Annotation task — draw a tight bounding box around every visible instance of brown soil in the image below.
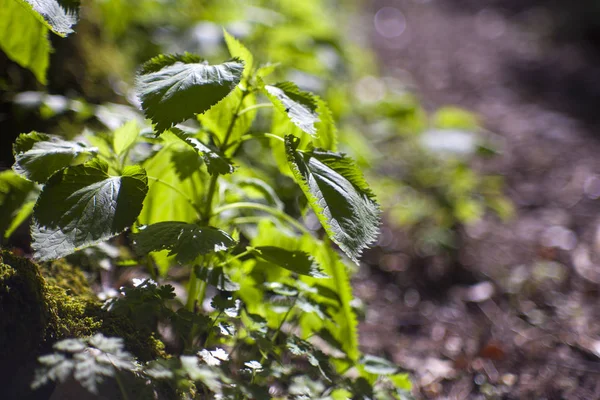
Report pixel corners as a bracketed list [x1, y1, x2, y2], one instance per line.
[358, 1, 600, 399]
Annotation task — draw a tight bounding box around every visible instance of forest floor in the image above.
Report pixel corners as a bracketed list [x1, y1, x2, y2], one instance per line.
[357, 1, 600, 399]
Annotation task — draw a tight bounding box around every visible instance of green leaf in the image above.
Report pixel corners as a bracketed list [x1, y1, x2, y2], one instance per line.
[136, 53, 244, 134]
[0, 0, 51, 84]
[361, 355, 398, 375]
[286, 336, 334, 381]
[140, 139, 202, 226]
[251, 221, 360, 361]
[18, 0, 79, 37]
[195, 266, 240, 291]
[171, 128, 234, 175]
[314, 97, 337, 151]
[132, 222, 236, 264]
[0, 170, 35, 240]
[224, 29, 253, 81]
[198, 87, 256, 147]
[235, 177, 284, 210]
[13, 132, 98, 183]
[31, 159, 148, 261]
[252, 246, 328, 278]
[263, 81, 319, 136]
[285, 135, 380, 263]
[112, 120, 139, 156]
[389, 373, 412, 391]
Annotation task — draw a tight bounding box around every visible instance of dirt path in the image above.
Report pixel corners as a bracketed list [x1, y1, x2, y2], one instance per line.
[358, 1, 600, 398]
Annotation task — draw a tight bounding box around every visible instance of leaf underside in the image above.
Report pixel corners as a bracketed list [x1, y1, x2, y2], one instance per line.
[32, 159, 148, 261]
[136, 54, 244, 134]
[19, 0, 79, 37]
[132, 221, 236, 264]
[253, 246, 328, 278]
[264, 81, 319, 136]
[171, 128, 234, 175]
[285, 135, 380, 264]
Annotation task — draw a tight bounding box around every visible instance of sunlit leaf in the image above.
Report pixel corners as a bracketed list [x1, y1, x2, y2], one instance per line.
[13, 132, 98, 183]
[136, 53, 244, 133]
[0, 170, 35, 240]
[31, 159, 148, 261]
[224, 29, 253, 81]
[253, 246, 327, 278]
[0, 0, 51, 84]
[263, 81, 319, 136]
[198, 87, 256, 147]
[19, 0, 79, 37]
[285, 135, 380, 263]
[361, 355, 398, 375]
[112, 120, 139, 156]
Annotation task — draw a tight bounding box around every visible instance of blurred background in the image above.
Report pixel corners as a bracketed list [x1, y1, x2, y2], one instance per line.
[3, 0, 600, 398]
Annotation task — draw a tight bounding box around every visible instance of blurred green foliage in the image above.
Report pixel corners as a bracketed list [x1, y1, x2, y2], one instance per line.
[1, 0, 512, 258]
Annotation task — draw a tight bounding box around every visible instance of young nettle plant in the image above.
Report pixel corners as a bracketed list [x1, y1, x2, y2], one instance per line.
[7, 32, 411, 398]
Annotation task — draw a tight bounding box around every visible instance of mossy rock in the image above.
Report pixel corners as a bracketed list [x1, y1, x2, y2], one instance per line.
[0, 250, 165, 399]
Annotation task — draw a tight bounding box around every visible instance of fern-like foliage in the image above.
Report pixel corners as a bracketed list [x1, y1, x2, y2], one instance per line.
[32, 334, 137, 394]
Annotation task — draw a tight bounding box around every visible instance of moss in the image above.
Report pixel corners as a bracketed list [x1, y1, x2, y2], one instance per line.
[0, 250, 165, 375]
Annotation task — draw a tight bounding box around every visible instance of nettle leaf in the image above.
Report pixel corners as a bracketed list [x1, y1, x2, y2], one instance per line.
[361, 355, 398, 376]
[314, 97, 338, 151]
[0, 0, 51, 84]
[112, 120, 139, 156]
[195, 266, 240, 291]
[251, 221, 360, 361]
[136, 53, 244, 134]
[287, 336, 334, 382]
[31, 159, 148, 261]
[0, 170, 35, 240]
[19, 0, 79, 37]
[13, 132, 98, 183]
[252, 246, 328, 278]
[263, 81, 319, 136]
[132, 222, 236, 264]
[198, 87, 256, 147]
[224, 29, 253, 80]
[171, 128, 234, 175]
[285, 135, 380, 263]
[0, 0, 78, 84]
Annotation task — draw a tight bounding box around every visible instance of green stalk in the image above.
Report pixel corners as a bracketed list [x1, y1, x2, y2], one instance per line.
[237, 102, 273, 116]
[213, 202, 311, 236]
[187, 89, 249, 350]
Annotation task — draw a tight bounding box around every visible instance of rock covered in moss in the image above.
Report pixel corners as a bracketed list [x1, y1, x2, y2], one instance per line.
[0, 250, 166, 398]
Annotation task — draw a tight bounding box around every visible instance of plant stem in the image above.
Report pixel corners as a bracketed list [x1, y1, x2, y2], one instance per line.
[213, 202, 311, 236]
[201, 90, 248, 225]
[214, 249, 252, 268]
[202, 174, 219, 225]
[237, 102, 273, 116]
[147, 176, 202, 218]
[187, 89, 249, 350]
[259, 296, 297, 365]
[186, 266, 200, 312]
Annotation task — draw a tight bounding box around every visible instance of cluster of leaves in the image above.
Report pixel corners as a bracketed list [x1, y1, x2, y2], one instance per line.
[0, 5, 412, 396]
